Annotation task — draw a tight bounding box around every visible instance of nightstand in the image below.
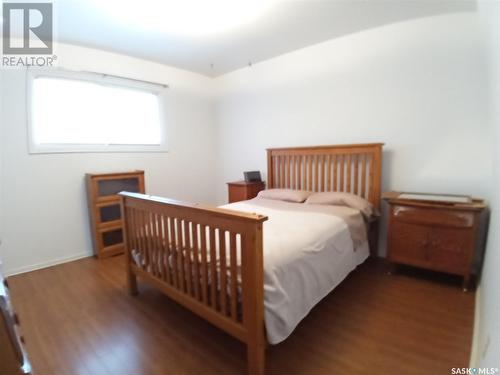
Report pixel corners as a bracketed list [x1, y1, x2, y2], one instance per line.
[227, 181, 265, 203]
[383, 191, 487, 291]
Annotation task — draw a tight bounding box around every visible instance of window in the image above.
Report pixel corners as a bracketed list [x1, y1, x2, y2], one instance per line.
[28, 70, 167, 153]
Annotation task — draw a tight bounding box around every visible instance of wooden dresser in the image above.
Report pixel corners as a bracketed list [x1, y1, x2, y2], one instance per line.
[227, 181, 265, 203]
[384, 192, 487, 291]
[0, 265, 32, 374]
[86, 171, 145, 259]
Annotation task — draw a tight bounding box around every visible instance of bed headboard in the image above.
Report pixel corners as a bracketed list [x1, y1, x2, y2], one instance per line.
[266, 143, 384, 210]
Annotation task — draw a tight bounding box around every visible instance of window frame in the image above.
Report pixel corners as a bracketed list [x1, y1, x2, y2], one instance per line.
[26, 69, 168, 154]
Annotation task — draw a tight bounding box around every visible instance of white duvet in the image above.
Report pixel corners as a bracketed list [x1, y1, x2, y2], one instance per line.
[221, 198, 369, 345]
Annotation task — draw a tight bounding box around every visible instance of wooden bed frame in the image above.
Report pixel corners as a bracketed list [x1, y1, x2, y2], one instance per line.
[120, 143, 383, 375]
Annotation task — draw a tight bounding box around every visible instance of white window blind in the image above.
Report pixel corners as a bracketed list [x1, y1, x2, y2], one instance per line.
[28, 72, 167, 153]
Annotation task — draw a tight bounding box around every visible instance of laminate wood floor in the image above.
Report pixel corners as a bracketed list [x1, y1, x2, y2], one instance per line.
[8, 256, 474, 375]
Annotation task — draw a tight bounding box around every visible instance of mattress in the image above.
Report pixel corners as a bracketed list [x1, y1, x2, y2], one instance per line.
[220, 198, 369, 344]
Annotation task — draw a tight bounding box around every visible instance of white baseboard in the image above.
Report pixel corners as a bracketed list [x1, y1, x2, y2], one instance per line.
[4, 251, 93, 277]
[470, 285, 482, 367]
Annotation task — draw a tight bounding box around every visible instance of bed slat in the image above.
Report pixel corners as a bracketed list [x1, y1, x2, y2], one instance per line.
[140, 210, 149, 270]
[184, 220, 193, 296]
[230, 232, 238, 321]
[176, 218, 185, 292]
[307, 155, 311, 190]
[286, 156, 291, 189]
[169, 216, 178, 288]
[353, 155, 359, 195]
[148, 214, 155, 276]
[200, 225, 209, 304]
[339, 155, 345, 192]
[154, 214, 164, 279]
[162, 216, 172, 284]
[219, 229, 228, 316]
[346, 154, 352, 193]
[298, 156, 303, 190]
[192, 222, 201, 300]
[209, 227, 217, 310]
[361, 154, 367, 198]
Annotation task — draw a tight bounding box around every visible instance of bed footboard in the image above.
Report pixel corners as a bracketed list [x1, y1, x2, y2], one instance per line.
[119, 192, 268, 375]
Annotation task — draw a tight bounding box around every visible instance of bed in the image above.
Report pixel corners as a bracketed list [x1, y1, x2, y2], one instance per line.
[120, 143, 383, 374]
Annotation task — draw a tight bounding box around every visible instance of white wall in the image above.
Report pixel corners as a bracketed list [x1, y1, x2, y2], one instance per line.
[472, 2, 500, 368]
[0, 43, 217, 275]
[213, 12, 492, 256]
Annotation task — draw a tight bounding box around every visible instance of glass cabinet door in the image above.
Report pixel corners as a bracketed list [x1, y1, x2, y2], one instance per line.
[98, 203, 122, 224]
[101, 228, 123, 248]
[97, 178, 140, 198]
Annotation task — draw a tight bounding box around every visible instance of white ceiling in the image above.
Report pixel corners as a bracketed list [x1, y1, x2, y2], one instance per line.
[54, 0, 476, 77]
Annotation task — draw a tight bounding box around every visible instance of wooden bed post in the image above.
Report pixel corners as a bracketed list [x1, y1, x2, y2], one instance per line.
[242, 222, 266, 375]
[371, 143, 383, 213]
[121, 196, 138, 295]
[369, 143, 383, 256]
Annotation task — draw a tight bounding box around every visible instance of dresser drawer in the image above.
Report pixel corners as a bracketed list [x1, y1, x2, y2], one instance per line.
[389, 221, 472, 275]
[427, 227, 473, 274]
[388, 221, 430, 265]
[392, 205, 474, 228]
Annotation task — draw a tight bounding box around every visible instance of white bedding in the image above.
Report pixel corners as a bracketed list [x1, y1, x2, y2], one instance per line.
[220, 198, 369, 345]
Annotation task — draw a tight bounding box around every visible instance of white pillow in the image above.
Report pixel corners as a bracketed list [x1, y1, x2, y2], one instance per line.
[257, 189, 312, 203]
[305, 192, 378, 219]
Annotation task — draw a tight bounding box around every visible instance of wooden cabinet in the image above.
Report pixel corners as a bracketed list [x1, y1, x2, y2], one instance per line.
[227, 181, 265, 203]
[383, 192, 487, 291]
[86, 171, 145, 259]
[0, 265, 32, 374]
